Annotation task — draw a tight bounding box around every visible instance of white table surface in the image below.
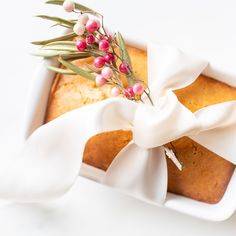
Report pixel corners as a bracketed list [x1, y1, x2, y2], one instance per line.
[0, 0, 236, 235]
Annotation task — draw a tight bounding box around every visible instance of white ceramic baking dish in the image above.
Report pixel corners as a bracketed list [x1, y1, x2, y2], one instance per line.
[23, 39, 236, 222]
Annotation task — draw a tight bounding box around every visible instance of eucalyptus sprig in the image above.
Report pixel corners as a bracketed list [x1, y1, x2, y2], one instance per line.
[32, 0, 153, 104]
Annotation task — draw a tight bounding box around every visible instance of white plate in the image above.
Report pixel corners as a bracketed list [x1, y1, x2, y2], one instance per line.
[23, 40, 236, 222]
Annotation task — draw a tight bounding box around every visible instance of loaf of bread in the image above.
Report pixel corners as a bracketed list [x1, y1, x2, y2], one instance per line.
[45, 46, 236, 204]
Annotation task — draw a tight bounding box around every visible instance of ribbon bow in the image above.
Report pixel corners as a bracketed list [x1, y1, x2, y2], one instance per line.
[0, 43, 236, 203]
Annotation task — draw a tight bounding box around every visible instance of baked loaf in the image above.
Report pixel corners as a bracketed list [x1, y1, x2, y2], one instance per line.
[45, 46, 236, 204]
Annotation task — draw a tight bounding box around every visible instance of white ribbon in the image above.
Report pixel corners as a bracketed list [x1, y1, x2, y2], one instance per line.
[0, 43, 236, 204]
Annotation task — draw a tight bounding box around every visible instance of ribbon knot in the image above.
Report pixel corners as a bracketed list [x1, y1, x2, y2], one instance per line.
[133, 91, 200, 149]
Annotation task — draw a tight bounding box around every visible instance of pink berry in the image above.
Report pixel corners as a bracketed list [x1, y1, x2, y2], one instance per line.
[99, 39, 110, 52]
[86, 19, 100, 33]
[86, 34, 95, 44]
[125, 86, 134, 98]
[101, 67, 113, 79]
[73, 23, 85, 36]
[119, 63, 130, 74]
[111, 87, 120, 97]
[76, 40, 87, 51]
[133, 83, 144, 95]
[94, 57, 105, 68]
[95, 74, 107, 86]
[104, 53, 115, 63]
[78, 14, 89, 25]
[63, 0, 75, 12]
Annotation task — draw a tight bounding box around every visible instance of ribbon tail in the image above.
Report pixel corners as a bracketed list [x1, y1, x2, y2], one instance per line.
[0, 112, 86, 202]
[190, 101, 236, 164]
[103, 143, 167, 205]
[0, 98, 137, 202]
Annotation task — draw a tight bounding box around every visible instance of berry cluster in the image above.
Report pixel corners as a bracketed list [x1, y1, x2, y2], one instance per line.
[63, 0, 145, 100]
[33, 0, 179, 168]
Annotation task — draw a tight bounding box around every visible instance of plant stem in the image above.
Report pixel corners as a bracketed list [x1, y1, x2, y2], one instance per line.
[144, 90, 154, 106]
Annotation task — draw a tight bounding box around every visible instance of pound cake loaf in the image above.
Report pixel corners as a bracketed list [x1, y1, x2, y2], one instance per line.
[45, 46, 236, 204]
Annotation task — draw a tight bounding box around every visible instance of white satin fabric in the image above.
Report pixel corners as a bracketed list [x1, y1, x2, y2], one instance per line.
[0, 43, 236, 204]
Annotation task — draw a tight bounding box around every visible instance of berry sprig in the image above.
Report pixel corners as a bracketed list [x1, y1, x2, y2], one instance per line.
[32, 0, 153, 105]
[32, 0, 182, 170]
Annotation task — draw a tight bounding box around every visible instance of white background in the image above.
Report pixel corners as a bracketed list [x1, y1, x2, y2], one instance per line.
[0, 0, 236, 235]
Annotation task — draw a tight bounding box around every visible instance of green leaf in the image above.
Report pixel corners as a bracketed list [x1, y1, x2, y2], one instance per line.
[50, 23, 71, 28]
[32, 50, 91, 60]
[43, 41, 76, 52]
[45, 0, 98, 15]
[31, 50, 71, 58]
[31, 32, 77, 45]
[36, 15, 75, 27]
[61, 53, 91, 60]
[85, 64, 100, 73]
[42, 44, 77, 52]
[46, 65, 77, 75]
[58, 58, 95, 81]
[116, 32, 134, 84]
[45, 41, 76, 46]
[116, 32, 132, 66]
[90, 49, 105, 57]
